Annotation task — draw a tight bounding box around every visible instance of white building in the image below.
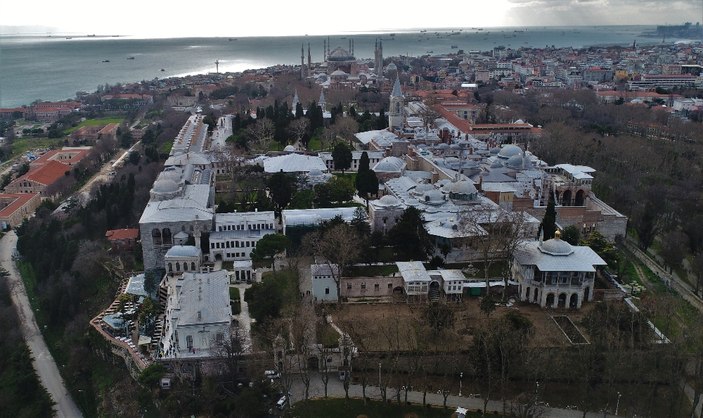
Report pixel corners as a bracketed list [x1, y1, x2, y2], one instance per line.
[397, 261, 432, 300]
[165, 245, 202, 275]
[158, 270, 231, 359]
[512, 231, 607, 309]
[311, 263, 340, 303]
[208, 211, 277, 262]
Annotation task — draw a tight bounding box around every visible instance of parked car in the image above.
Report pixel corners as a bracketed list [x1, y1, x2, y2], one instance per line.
[276, 395, 288, 410]
[264, 370, 280, 379]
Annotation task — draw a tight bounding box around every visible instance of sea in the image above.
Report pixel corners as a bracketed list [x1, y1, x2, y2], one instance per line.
[0, 25, 692, 108]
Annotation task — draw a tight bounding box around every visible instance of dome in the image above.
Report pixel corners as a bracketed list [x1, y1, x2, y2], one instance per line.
[165, 245, 200, 258]
[448, 179, 477, 195]
[412, 183, 435, 194]
[308, 168, 324, 177]
[539, 234, 574, 256]
[386, 62, 398, 71]
[489, 147, 501, 155]
[490, 159, 504, 169]
[153, 178, 179, 194]
[506, 154, 524, 169]
[436, 143, 450, 150]
[283, 145, 296, 152]
[327, 47, 354, 61]
[331, 69, 348, 77]
[373, 156, 405, 172]
[422, 189, 446, 205]
[377, 195, 400, 207]
[498, 144, 522, 159]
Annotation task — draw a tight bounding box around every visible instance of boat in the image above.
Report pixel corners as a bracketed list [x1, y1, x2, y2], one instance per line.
[160, 68, 166, 72]
[451, 45, 458, 49]
[127, 56, 135, 60]
[102, 59, 110, 63]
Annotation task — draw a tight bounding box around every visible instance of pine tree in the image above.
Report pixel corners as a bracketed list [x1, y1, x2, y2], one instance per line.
[540, 193, 557, 240]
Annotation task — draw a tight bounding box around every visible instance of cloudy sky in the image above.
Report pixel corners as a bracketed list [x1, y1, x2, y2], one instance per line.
[1, 0, 701, 38]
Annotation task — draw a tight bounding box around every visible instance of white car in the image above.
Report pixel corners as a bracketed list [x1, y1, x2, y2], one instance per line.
[276, 395, 288, 410]
[264, 370, 280, 379]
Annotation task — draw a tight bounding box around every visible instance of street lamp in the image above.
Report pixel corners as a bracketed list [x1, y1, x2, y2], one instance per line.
[459, 372, 463, 397]
[615, 392, 621, 415]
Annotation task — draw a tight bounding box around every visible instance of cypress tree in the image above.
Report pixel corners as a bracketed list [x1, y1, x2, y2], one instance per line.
[540, 193, 557, 240]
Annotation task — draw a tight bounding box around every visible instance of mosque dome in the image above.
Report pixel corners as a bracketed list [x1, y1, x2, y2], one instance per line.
[448, 179, 478, 196]
[386, 62, 398, 72]
[283, 145, 296, 152]
[152, 178, 179, 194]
[377, 195, 401, 207]
[490, 159, 504, 169]
[539, 232, 574, 256]
[498, 144, 522, 159]
[331, 69, 348, 77]
[308, 168, 324, 177]
[506, 154, 525, 169]
[374, 156, 405, 172]
[422, 189, 446, 205]
[328, 47, 355, 61]
[489, 147, 501, 155]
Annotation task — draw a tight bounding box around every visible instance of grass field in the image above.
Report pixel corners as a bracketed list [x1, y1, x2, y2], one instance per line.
[65, 117, 124, 133]
[11, 137, 62, 157]
[287, 398, 479, 418]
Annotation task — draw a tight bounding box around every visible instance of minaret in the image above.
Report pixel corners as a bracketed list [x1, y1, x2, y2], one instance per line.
[301, 44, 306, 79]
[323, 39, 327, 61]
[307, 43, 312, 73]
[375, 38, 383, 77]
[388, 77, 404, 130]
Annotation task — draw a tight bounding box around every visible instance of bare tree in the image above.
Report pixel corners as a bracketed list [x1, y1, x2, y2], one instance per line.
[302, 223, 362, 301]
[247, 118, 275, 153]
[290, 302, 315, 401]
[288, 118, 309, 147]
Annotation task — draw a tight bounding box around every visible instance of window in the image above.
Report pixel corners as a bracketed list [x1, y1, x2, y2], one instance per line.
[216, 333, 224, 344]
[374, 283, 380, 291]
[388, 283, 393, 289]
[325, 287, 330, 295]
[361, 282, 366, 290]
[347, 283, 352, 290]
[186, 335, 193, 349]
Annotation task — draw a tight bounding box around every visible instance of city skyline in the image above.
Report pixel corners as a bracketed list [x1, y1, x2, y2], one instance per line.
[1, 0, 702, 39]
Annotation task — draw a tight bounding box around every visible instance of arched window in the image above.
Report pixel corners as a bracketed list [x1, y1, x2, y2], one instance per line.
[191, 262, 196, 271]
[162, 228, 172, 245]
[175, 262, 180, 272]
[168, 263, 173, 272]
[152, 228, 162, 246]
[183, 262, 188, 271]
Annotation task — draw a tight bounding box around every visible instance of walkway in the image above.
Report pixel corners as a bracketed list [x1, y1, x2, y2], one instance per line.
[289, 372, 617, 418]
[232, 283, 254, 352]
[0, 231, 83, 418]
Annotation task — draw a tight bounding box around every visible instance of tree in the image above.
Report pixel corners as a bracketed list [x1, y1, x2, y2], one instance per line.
[539, 193, 557, 240]
[331, 142, 352, 173]
[387, 207, 434, 261]
[659, 230, 687, 274]
[247, 118, 275, 152]
[302, 223, 362, 299]
[250, 234, 291, 272]
[267, 171, 295, 215]
[288, 117, 309, 147]
[562, 225, 581, 245]
[355, 152, 379, 208]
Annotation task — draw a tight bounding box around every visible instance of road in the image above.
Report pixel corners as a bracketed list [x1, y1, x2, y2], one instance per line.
[288, 372, 617, 418]
[0, 231, 83, 418]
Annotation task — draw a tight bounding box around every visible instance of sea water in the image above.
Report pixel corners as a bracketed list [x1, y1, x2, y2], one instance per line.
[0, 25, 681, 107]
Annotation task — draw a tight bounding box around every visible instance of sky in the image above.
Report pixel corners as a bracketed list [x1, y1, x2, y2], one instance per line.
[1, 0, 701, 38]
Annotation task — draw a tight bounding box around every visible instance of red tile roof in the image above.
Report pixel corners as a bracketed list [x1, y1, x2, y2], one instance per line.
[0, 193, 38, 218]
[105, 228, 139, 241]
[24, 160, 71, 186]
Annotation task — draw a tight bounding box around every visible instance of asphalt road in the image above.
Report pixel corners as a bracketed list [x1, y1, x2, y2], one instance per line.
[1, 231, 83, 418]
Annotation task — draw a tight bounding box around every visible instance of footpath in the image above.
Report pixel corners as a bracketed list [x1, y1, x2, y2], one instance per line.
[289, 372, 616, 418]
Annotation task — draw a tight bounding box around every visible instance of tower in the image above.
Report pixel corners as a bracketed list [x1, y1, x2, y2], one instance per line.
[301, 44, 306, 79]
[307, 43, 312, 73]
[388, 77, 404, 130]
[375, 38, 383, 77]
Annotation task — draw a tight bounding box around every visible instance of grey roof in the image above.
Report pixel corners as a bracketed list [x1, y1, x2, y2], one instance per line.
[210, 229, 273, 240]
[391, 77, 403, 97]
[263, 154, 327, 173]
[513, 240, 607, 272]
[397, 261, 431, 283]
[554, 164, 595, 180]
[176, 271, 230, 326]
[215, 211, 275, 228]
[125, 273, 149, 298]
[311, 263, 340, 277]
[165, 245, 200, 258]
[282, 207, 363, 227]
[139, 184, 214, 224]
[354, 129, 399, 146]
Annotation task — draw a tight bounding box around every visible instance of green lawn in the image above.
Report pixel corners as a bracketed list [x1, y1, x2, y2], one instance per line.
[11, 137, 62, 157]
[65, 117, 124, 133]
[287, 398, 480, 418]
[347, 264, 398, 277]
